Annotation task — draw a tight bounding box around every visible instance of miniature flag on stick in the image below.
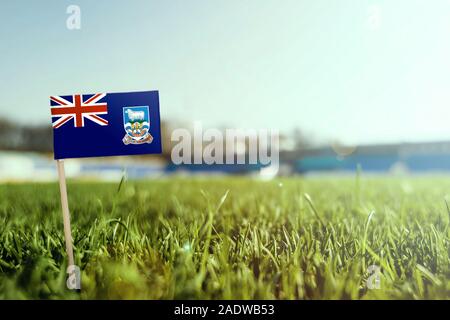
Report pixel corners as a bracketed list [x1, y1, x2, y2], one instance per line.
[50, 90, 162, 286]
[51, 91, 162, 159]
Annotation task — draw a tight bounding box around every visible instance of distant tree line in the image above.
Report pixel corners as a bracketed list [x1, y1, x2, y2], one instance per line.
[0, 118, 53, 152]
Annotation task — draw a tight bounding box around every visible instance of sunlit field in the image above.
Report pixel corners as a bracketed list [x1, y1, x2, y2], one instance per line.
[0, 177, 449, 299]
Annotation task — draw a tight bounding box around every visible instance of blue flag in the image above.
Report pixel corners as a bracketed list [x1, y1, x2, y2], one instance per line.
[50, 91, 162, 159]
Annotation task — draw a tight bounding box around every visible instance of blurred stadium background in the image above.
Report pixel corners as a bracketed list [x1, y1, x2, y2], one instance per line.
[2, 1, 450, 180]
[2, 117, 450, 181]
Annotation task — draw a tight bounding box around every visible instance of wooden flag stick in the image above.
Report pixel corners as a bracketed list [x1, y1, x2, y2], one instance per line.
[56, 159, 75, 266]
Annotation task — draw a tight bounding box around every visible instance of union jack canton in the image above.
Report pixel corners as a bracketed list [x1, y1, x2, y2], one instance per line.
[51, 94, 108, 129]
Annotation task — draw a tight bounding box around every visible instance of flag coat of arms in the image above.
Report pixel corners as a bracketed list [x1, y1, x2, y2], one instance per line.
[50, 91, 162, 159]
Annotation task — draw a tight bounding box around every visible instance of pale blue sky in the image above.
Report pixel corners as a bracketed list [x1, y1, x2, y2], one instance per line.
[1, 0, 450, 144]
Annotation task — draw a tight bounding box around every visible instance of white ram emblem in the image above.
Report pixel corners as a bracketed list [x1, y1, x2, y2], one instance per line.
[122, 106, 153, 145]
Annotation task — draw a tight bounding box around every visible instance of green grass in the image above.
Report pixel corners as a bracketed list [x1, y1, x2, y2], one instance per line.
[0, 177, 449, 299]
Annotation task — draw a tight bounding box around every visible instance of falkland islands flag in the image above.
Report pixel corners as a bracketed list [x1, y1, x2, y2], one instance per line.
[50, 90, 162, 159]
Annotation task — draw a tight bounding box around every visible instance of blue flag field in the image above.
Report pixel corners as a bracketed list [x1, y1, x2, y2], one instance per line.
[50, 90, 162, 159]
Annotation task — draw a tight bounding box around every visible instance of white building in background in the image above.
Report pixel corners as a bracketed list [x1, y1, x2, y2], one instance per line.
[0, 151, 165, 182]
[0, 152, 55, 181]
